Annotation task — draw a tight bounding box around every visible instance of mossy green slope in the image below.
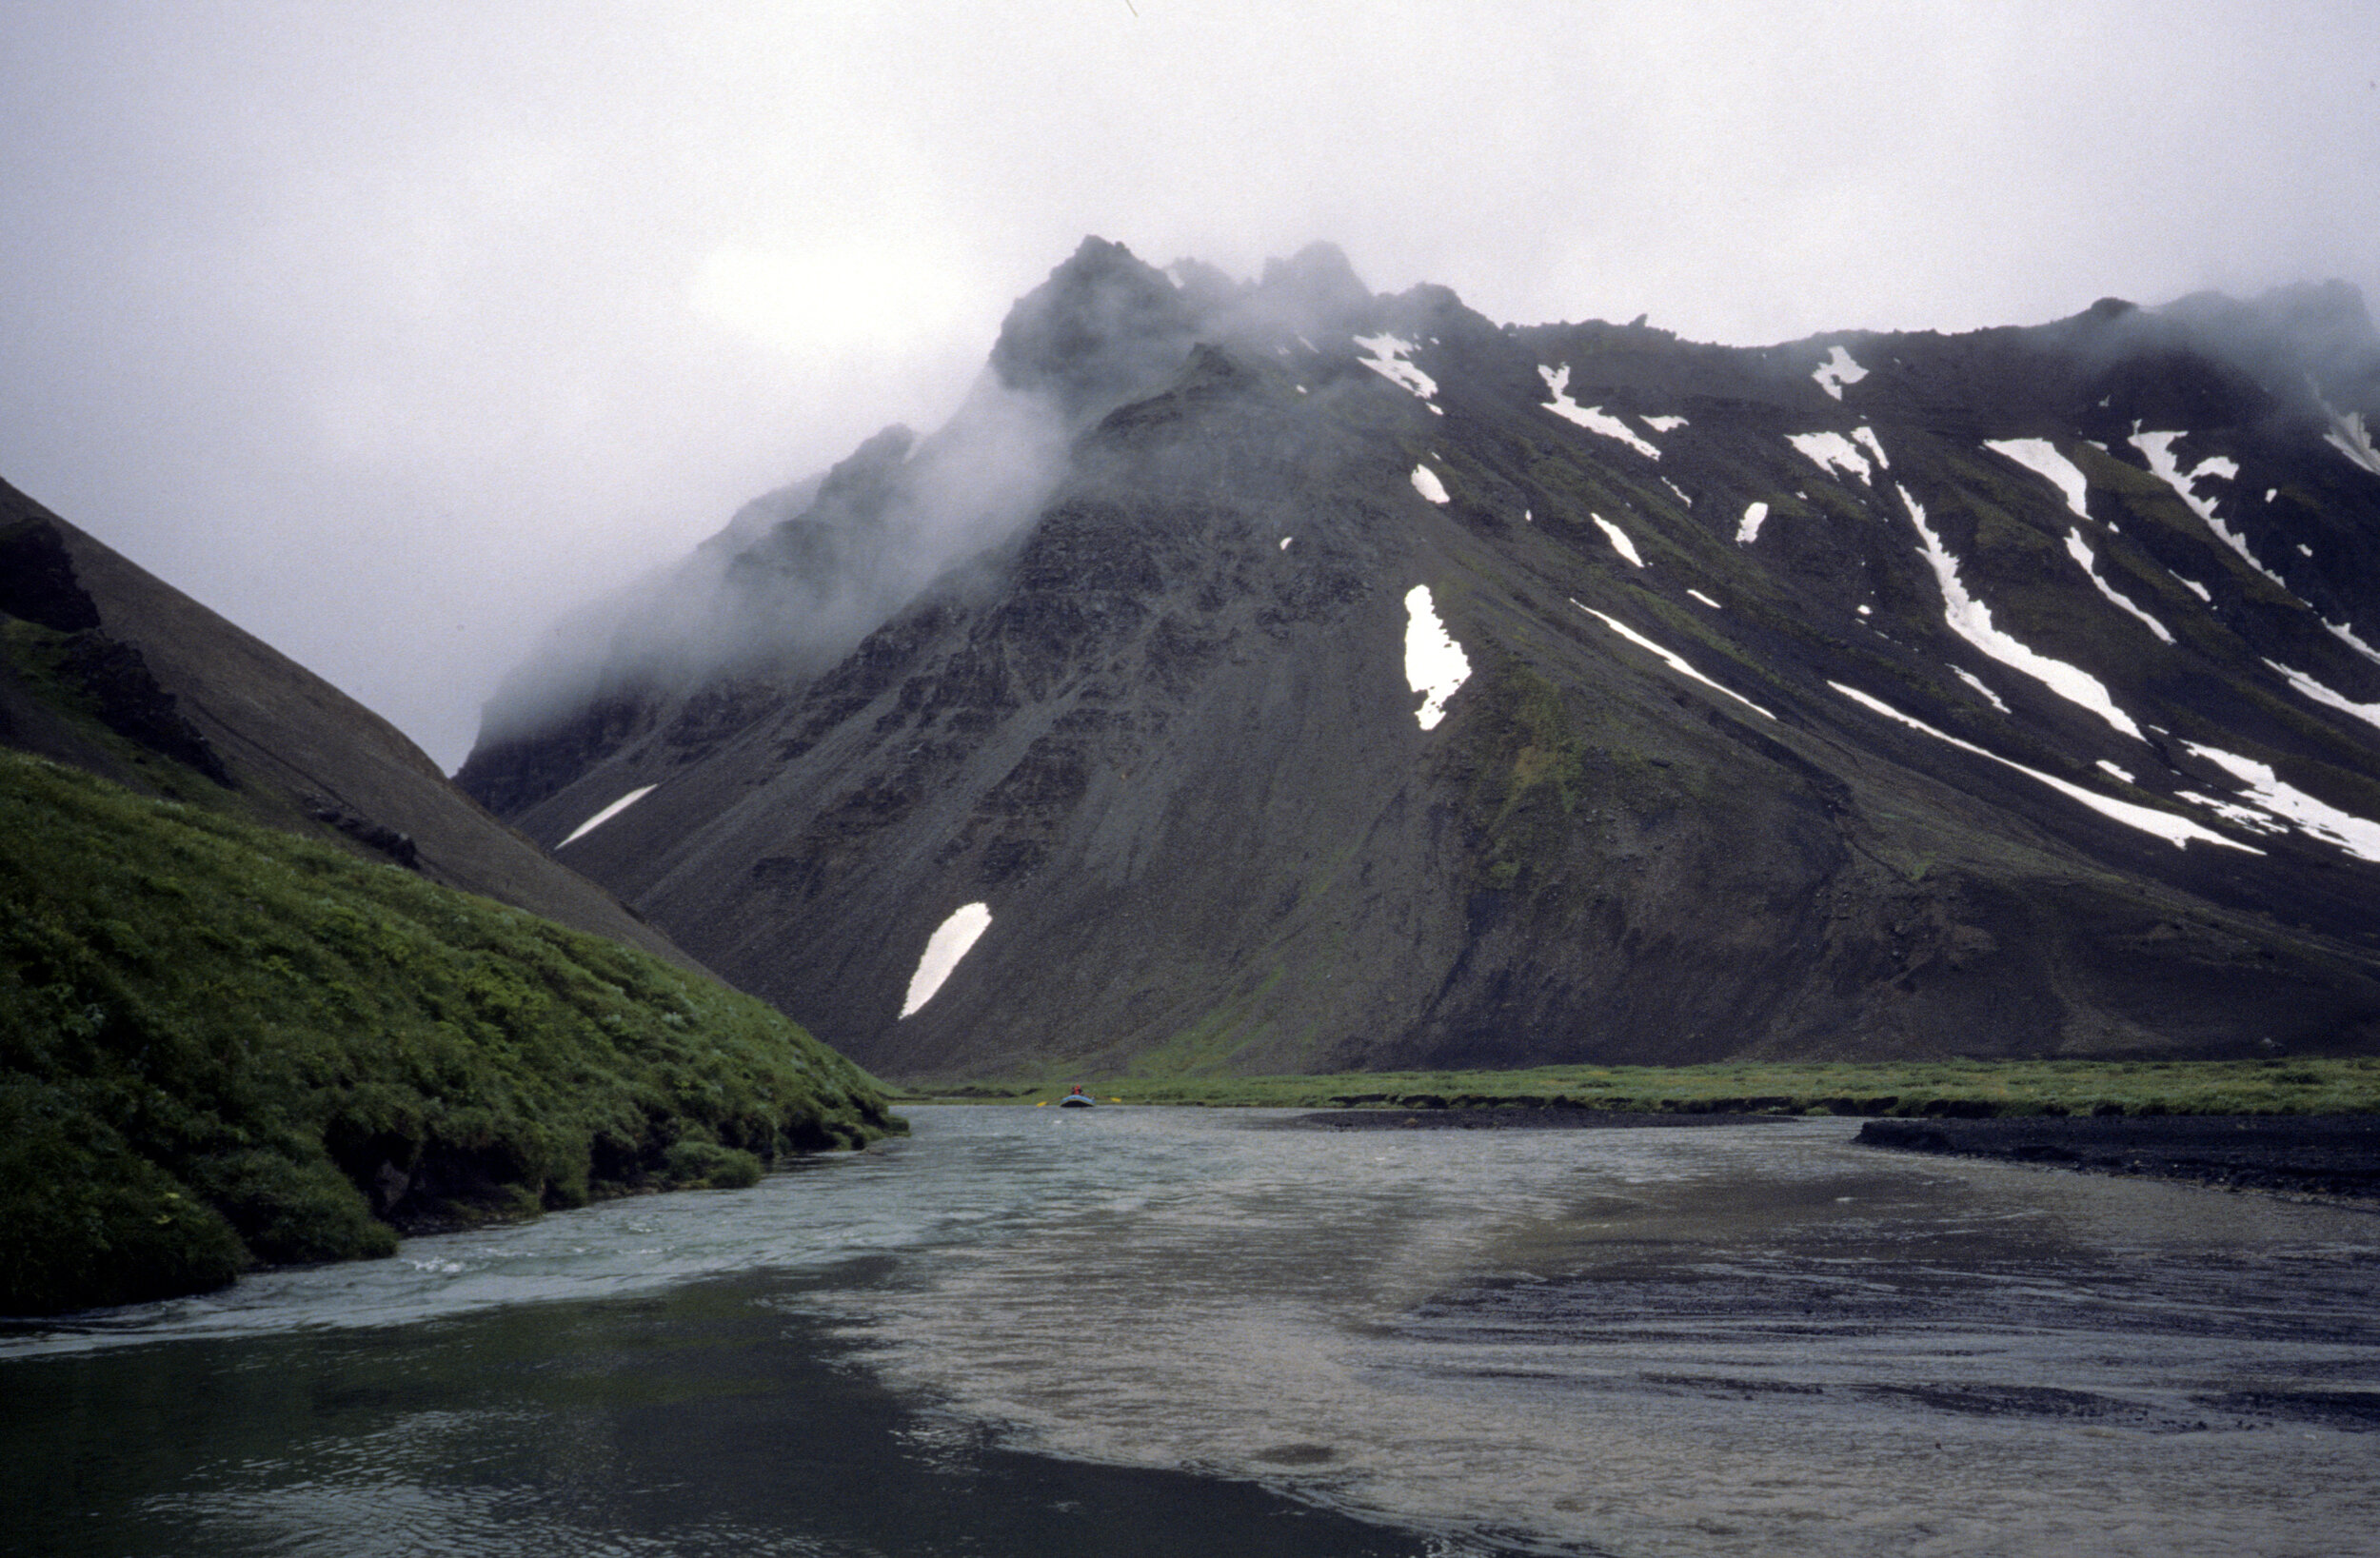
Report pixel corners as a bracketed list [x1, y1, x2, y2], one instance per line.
[0, 747, 902, 1317]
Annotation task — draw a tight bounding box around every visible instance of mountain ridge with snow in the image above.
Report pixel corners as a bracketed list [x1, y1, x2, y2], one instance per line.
[459, 239, 2380, 1081]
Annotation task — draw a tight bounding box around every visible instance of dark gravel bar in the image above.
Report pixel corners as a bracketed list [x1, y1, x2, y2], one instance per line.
[1856, 1114, 2380, 1200]
[1288, 1108, 1791, 1131]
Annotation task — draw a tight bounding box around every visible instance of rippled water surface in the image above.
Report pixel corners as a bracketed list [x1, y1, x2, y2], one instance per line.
[7, 1107, 2379, 1556]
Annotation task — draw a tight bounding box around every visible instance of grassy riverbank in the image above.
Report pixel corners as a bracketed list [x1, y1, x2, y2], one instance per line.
[0, 749, 902, 1316]
[906, 1055, 2380, 1117]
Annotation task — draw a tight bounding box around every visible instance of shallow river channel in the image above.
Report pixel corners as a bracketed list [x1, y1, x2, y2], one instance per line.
[6, 1106, 2379, 1557]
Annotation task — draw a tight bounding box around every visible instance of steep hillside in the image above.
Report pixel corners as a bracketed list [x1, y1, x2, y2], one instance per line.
[461, 241, 2380, 1082]
[0, 746, 898, 1316]
[0, 479, 704, 973]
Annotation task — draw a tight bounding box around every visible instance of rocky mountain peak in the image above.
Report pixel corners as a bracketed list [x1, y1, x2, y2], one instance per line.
[1251, 241, 1374, 328]
[989, 235, 1203, 422]
[814, 424, 917, 508]
[737, 423, 917, 579]
[462, 242, 2380, 1082]
[2056, 282, 2380, 427]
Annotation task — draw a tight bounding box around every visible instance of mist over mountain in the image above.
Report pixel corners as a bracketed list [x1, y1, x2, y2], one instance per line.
[467, 239, 1382, 799]
[459, 238, 2380, 1082]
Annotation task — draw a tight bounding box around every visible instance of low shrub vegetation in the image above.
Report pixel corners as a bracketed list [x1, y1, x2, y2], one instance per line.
[0, 749, 901, 1316]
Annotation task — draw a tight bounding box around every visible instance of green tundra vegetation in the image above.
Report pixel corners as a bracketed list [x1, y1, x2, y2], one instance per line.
[923, 1055, 2380, 1117]
[0, 748, 902, 1317]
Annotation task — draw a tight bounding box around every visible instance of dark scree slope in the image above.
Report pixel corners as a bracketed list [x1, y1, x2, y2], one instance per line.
[458, 240, 2380, 1081]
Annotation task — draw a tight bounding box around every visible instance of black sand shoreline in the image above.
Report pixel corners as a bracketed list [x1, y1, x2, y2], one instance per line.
[1854, 1114, 2380, 1201]
[1285, 1107, 2380, 1201]
[1287, 1108, 1792, 1131]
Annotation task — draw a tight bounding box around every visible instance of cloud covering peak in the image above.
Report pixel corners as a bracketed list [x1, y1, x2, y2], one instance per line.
[4, 2, 2375, 766]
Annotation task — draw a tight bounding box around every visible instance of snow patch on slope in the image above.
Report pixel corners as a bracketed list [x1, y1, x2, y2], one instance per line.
[1953, 667, 2010, 713]
[1573, 602, 1774, 720]
[1411, 464, 1450, 504]
[2265, 660, 2380, 735]
[1831, 684, 2253, 853]
[1643, 415, 1688, 433]
[1537, 365, 1659, 459]
[1403, 585, 1470, 730]
[2325, 619, 2380, 668]
[558, 784, 657, 847]
[1788, 431, 1875, 484]
[1901, 485, 2143, 740]
[2131, 430, 2285, 588]
[1813, 345, 1869, 401]
[2176, 791, 2288, 835]
[901, 902, 992, 1017]
[2184, 743, 2380, 862]
[1354, 333, 1441, 412]
[1592, 514, 1645, 567]
[2326, 409, 2380, 478]
[1987, 439, 2092, 521]
[2064, 529, 2174, 643]
[1735, 502, 1770, 544]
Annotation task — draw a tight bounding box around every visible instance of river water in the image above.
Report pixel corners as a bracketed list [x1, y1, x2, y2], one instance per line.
[6, 1107, 2378, 1557]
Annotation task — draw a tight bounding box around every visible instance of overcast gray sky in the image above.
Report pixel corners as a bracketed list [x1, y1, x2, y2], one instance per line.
[4, 1, 2374, 769]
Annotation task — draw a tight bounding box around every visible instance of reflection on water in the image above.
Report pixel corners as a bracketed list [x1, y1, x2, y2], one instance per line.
[2, 1270, 1438, 1557]
[5, 1108, 2378, 1557]
[819, 1112, 2380, 1556]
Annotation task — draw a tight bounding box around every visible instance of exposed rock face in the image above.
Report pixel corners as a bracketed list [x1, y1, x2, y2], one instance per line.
[990, 235, 1203, 419]
[461, 239, 2380, 1080]
[0, 516, 101, 632]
